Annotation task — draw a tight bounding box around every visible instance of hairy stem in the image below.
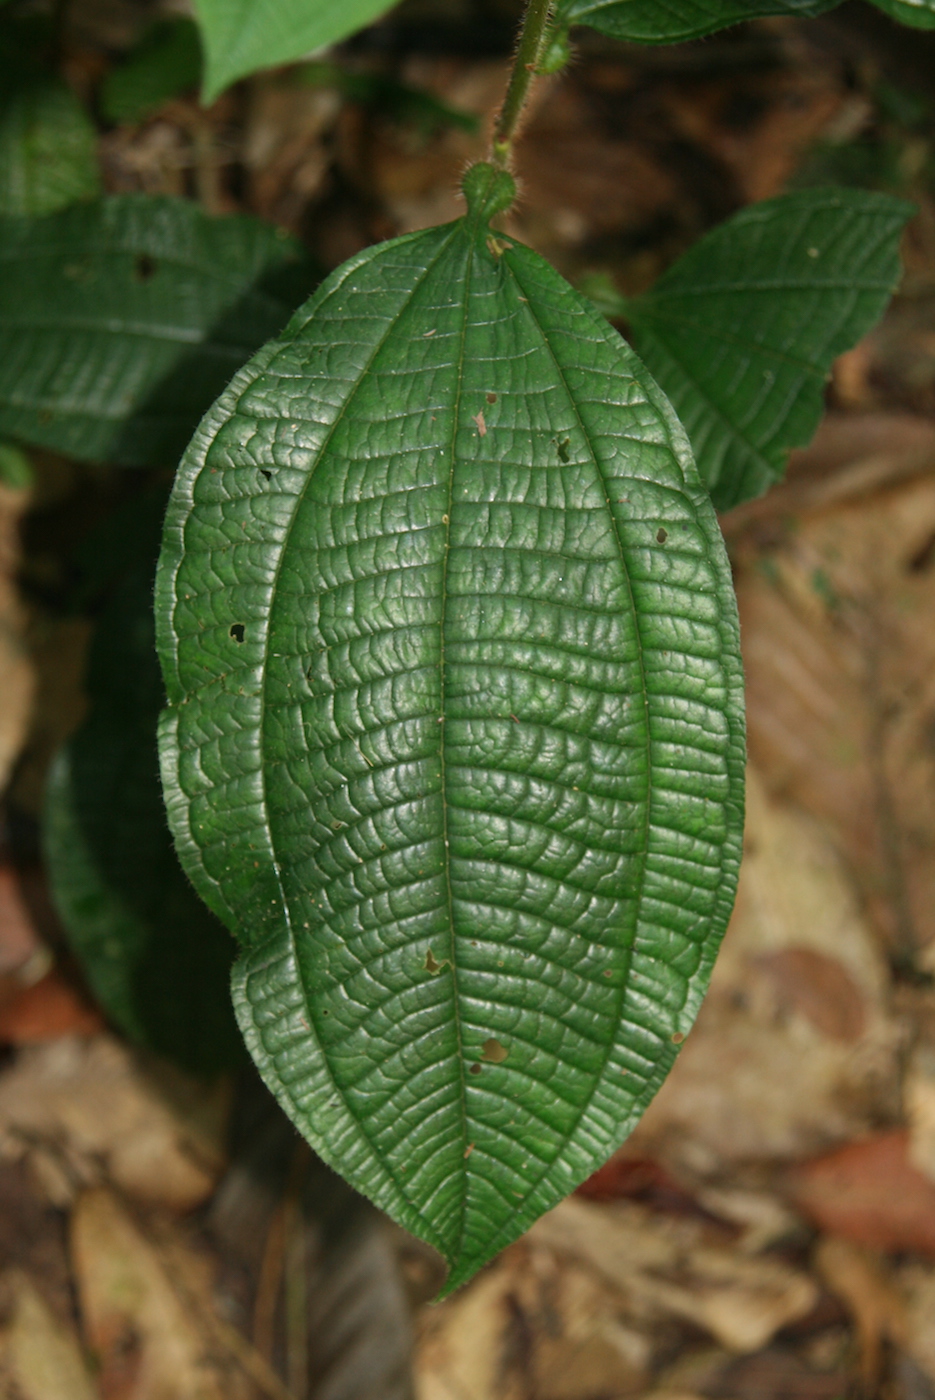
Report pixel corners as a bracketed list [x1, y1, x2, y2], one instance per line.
[491, 0, 553, 167]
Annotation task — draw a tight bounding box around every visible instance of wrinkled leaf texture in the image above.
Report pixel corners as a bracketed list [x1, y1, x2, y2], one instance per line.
[0, 196, 316, 465]
[157, 165, 745, 1290]
[45, 492, 241, 1075]
[626, 189, 914, 510]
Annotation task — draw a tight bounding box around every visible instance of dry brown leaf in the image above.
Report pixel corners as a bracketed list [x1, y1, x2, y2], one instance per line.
[0, 971, 104, 1044]
[897, 1262, 935, 1387]
[0, 1268, 98, 1400]
[70, 1188, 242, 1400]
[728, 445, 935, 964]
[415, 1242, 652, 1400]
[815, 1237, 907, 1387]
[628, 767, 901, 1172]
[907, 1044, 935, 1185]
[789, 1131, 935, 1255]
[528, 1196, 817, 1354]
[415, 1261, 521, 1400]
[0, 1035, 229, 1210]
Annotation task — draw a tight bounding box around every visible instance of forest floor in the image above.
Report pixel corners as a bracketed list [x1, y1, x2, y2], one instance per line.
[2, 2, 935, 1397]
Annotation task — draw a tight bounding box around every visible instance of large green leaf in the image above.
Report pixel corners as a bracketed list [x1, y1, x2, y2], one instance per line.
[624, 189, 913, 511]
[870, 0, 935, 25]
[0, 76, 100, 217]
[44, 492, 242, 1075]
[0, 196, 316, 466]
[156, 164, 745, 1290]
[194, 0, 395, 102]
[554, 0, 838, 45]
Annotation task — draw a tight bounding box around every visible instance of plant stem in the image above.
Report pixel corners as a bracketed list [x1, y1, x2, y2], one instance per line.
[491, 0, 553, 168]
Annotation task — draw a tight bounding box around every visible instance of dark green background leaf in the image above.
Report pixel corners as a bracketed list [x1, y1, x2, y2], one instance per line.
[870, 0, 935, 26]
[554, 0, 838, 45]
[0, 195, 318, 466]
[0, 76, 100, 217]
[44, 490, 242, 1075]
[101, 18, 203, 125]
[194, 0, 396, 102]
[625, 189, 913, 510]
[156, 169, 745, 1289]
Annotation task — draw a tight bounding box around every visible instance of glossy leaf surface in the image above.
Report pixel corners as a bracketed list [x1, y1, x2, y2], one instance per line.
[194, 0, 395, 102]
[45, 494, 241, 1074]
[0, 196, 315, 465]
[626, 189, 913, 511]
[555, 0, 837, 45]
[157, 166, 745, 1289]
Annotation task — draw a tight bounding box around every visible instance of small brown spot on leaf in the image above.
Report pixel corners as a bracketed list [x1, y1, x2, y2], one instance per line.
[486, 392, 497, 404]
[481, 1037, 509, 1063]
[134, 254, 157, 281]
[424, 948, 449, 974]
[473, 410, 487, 437]
[469, 1063, 482, 1075]
[671, 1031, 685, 1044]
[657, 528, 668, 544]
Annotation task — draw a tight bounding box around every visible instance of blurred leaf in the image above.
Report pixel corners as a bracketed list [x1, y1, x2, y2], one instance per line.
[194, 0, 395, 102]
[101, 18, 203, 125]
[871, 0, 935, 26]
[626, 189, 913, 510]
[0, 76, 99, 217]
[576, 270, 629, 320]
[555, 0, 838, 45]
[3, 1269, 98, 1400]
[0, 195, 318, 466]
[44, 490, 243, 1075]
[0, 442, 31, 488]
[71, 1189, 238, 1399]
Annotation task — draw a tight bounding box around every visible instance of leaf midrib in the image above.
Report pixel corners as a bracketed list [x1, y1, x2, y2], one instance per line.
[452, 249, 655, 1270]
[439, 228, 473, 1261]
[254, 224, 463, 1258]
